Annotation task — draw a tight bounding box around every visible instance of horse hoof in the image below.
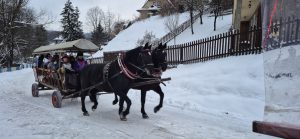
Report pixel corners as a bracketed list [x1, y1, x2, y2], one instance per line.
[120, 112, 127, 121]
[112, 100, 118, 105]
[92, 106, 97, 111]
[154, 107, 160, 113]
[142, 114, 149, 119]
[120, 117, 127, 121]
[83, 112, 89, 116]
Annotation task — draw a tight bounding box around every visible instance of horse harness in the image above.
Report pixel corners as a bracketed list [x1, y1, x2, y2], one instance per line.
[70, 53, 158, 97]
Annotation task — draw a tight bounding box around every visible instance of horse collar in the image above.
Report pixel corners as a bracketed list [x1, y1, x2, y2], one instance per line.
[103, 62, 111, 81]
[117, 54, 139, 80]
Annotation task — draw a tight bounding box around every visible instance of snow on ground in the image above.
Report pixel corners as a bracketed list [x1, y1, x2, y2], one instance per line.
[92, 13, 190, 57]
[263, 44, 300, 125]
[160, 54, 265, 121]
[168, 14, 232, 45]
[0, 55, 277, 139]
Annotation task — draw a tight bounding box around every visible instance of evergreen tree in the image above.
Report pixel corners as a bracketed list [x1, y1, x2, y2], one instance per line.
[34, 26, 48, 47]
[91, 23, 108, 46]
[73, 7, 84, 39]
[60, 0, 84, 41]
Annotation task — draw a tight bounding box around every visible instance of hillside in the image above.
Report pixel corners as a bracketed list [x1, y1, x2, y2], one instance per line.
[93, 13, 233, 58]
[167, 14, 232, 45]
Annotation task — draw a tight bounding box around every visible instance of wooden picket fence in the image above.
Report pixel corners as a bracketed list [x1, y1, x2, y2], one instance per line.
[264, 16, 300, 50]
[165, 26, 262, 66]
[166, 17, 300, 66]
[87, 57, 104, 64]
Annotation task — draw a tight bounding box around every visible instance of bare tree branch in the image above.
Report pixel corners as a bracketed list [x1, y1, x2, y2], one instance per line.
[86, 6, 104, 32]
[164, 13, 179, 44]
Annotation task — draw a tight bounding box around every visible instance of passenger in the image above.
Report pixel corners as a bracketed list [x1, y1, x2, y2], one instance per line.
[37, 54, 44, 68]
[74, 52, 87, 72]
[61, 55, 74, 73]
[43, 53, 51, 68]
[47, 54, 59, 70]
[58, 55, 77, 90]
[33, 54, 39, 68]
[69, 56, 77, 71]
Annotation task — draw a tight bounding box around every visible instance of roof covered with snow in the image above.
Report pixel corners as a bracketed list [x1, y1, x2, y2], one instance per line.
[92, 13, 190, 57]
[33, 39, 99, 54]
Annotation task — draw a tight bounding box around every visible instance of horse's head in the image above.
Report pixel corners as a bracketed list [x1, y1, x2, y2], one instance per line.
[124, 43, 154, 76]
[151, 43, 168, 77]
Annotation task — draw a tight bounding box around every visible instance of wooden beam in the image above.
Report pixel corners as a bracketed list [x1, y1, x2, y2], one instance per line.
[130, 77, 171, 88]
[253, 121, 300, 139]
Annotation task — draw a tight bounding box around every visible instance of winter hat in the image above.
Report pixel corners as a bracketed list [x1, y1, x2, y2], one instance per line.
[77, 52, 83, 57]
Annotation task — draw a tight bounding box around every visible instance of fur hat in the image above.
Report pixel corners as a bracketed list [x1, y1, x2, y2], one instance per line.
[62, 54, 69, 59]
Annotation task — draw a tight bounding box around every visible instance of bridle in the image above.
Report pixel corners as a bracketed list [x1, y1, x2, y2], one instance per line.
[151, 49, 167, 78]
[117, 50, 153, 80]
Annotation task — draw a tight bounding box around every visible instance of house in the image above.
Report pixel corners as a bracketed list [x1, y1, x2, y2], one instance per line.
[232, 0, 262, 45]
[53, 35, 64, 44]
[137, 0, 176, 19]
[232, 0, 261, 33]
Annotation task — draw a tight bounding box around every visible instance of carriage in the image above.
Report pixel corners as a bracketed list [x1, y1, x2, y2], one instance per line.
[31, 39, 101, 108]
[31, 39, 170, 109]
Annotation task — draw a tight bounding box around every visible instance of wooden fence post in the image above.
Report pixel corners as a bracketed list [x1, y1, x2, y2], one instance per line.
[295, 18, 299, 43]
[286, 17, 291, 45]
[180, 45, 184, 64]
[230, 30, 235, 55]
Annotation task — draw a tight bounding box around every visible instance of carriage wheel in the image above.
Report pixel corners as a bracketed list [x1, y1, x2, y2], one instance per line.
[31, 83, 39, 97]
[52, 91, 62, 108]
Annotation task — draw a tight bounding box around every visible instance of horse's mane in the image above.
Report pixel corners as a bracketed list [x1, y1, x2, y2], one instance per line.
[124, 47, 142, 60]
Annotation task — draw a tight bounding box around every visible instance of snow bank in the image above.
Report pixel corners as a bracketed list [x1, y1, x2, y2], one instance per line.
[168, 14, 232, 45]
[92, 13, 190, 57]
[130, 54, 266, 122]
[263, 44, 300, 125]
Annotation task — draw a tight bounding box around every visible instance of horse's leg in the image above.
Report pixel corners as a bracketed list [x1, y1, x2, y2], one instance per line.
[141, 90, 149, 119]
[118, 96, 126, 120]
[112, 93, 118, 105]
[122, 94, 132, 118]
[81, 91, 89, 116]
[153, 85, 164, 113]
[90, 89, 98, 111]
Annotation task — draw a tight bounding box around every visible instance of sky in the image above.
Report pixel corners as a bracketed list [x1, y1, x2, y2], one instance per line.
[28, 0, 146, 32]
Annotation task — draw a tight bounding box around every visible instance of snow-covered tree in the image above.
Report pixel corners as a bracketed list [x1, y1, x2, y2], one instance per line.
[136, 31, 159, 47]
[181, 0, 195, 34]
[164, 13, 179, 45]
[194, 0, 209, 24]
[208, 0, 222, 31]
[0, 0, 29, 68]
[86, 6, 104, 32]
[60, 0, 84, 41]
[91, 23, 108, 46]
[103, 9, 115, 40]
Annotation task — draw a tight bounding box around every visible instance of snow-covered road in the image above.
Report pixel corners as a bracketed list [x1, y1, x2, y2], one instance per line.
[0, 55, 277, 139]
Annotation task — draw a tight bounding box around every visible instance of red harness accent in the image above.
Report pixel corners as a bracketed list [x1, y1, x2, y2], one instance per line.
[117, 54, 140, 80]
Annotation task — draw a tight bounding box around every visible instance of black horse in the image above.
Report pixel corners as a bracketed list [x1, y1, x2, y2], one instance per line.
[112, 43, 168, 119]
[79, 44, 153, 121]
